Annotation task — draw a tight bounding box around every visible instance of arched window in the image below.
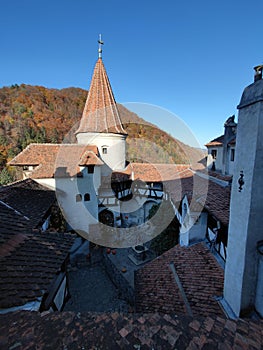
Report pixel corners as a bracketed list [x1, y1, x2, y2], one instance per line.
[84, 193, 90, 201]
[76, 194, 82, 202]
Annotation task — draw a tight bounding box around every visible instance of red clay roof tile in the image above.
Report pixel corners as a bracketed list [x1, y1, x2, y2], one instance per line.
[205, 135, 224, 147]
[76, 58, 127, 135]
[1, 310, 262, 349]
[135, 242, 225, 318]
[0, 231, 75, 309]
[9, 144, 100, 178]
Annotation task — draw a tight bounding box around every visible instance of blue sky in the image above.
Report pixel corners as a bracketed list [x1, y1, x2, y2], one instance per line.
[1, 0, 262, 147]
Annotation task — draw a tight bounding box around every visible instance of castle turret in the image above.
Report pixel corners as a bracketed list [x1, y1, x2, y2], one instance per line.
[224, 65, 263, 317]
[76, 36, 127, 171]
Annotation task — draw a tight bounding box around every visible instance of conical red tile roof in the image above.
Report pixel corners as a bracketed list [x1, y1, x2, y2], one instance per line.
[76, 58, 127, 135]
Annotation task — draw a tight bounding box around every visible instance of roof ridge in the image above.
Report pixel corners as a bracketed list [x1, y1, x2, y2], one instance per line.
[0, 200, 29, 220]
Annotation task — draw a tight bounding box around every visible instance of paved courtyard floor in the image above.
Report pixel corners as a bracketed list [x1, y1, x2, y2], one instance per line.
[64, 262, 132, 313]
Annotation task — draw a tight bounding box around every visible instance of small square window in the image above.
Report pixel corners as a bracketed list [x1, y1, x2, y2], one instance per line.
[88, 165, 94, 174]
[102, 147, 107, 154]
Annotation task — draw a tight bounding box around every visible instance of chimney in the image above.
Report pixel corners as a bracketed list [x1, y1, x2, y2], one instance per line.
[254, 65, 263, 82]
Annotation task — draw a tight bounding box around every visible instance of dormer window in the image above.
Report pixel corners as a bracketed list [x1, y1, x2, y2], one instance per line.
[211, 149, 217, 160]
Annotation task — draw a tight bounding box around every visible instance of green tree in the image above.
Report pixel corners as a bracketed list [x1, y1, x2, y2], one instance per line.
[149, 200, 180, 256]
[0, 167, 14, 185]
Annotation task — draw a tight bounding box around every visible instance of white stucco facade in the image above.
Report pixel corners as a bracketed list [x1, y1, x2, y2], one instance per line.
[179, 196, 207, 246]
[207, 146, 223, 172]
[76, 132, 127, 171]
[224, 77, 263, 317]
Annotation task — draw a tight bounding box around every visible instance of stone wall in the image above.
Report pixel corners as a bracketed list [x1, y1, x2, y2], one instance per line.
[103, 253, 134, 305]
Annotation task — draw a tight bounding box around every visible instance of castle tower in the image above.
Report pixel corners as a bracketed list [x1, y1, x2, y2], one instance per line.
[224, 65, 263, 317]
[76, 36, 127, 171]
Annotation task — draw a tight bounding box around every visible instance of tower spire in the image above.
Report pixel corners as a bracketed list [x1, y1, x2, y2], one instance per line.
[98, 34, 104, 59]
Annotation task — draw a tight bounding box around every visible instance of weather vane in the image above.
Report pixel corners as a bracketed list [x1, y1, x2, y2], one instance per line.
[98, 34, 104, 58]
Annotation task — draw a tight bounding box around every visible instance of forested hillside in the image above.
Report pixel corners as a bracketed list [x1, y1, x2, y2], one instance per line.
[0, 84, 204, 184]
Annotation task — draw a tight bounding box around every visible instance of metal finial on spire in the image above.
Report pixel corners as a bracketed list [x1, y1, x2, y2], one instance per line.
[98, 34, 104, 59]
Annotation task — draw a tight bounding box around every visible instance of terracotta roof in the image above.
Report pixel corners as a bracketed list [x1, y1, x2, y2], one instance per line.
[0, 201, 30, 239]
[0, 201, 30, 259]
[9, 143, 101, 178]
[0, 178, 55, 228]
[135, 243, 225, 317]
[198, 168, 233, 183]
[113, 165, 230, 226]
[1, 311, 262, 349]
[76, 58, 127, 135]
[79, 150, 104, 166]
[0, 231, 75, 309]
[205, 135, 224, 147]
[122, 163, 192, 182]
[164, 172, 231, 226]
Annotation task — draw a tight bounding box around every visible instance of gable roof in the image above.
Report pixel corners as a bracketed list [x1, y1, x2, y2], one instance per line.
[76, 58, 127, 135]
[135, 242, 225, 317]
[0, 178, 55, 228]
[205, 135, 224, 147]
[79, 150, 104, 166]
[9, 144, 102, 178]
[205, 134, 237, 148]
[0, 231, 75, 309]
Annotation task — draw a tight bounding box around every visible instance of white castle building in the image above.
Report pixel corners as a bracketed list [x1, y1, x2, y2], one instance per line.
[8, 38, 263, 318]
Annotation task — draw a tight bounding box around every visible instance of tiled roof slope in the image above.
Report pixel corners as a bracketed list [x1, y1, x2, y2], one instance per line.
[0, 201, 30, 239]
[0, 202, 30, 257]
[114, 166, 230, 226]
[0, 178, 55, 228]
[135, 243, 224, 318]
[9, 144, 101, 178]
[205, 133, 236, 148]
[124, 163, 191, 182]
[165, 172, 231, 226]
[205, 135, 224, 147]
[76, 58, 127, 135]
[0, 311, 262, 349]
[0, 231, 75, 309]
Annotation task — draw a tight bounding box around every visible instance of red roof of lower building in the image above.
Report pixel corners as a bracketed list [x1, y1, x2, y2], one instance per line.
[9, 143, 101, 178]
[135, 242, 225, 317]
[205, 135, 224, 147]
[0, 231, 75, 309]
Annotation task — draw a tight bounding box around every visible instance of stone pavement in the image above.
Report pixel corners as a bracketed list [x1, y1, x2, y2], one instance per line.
[64, 265, 131, 313]
[64, 250, 132, 313]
